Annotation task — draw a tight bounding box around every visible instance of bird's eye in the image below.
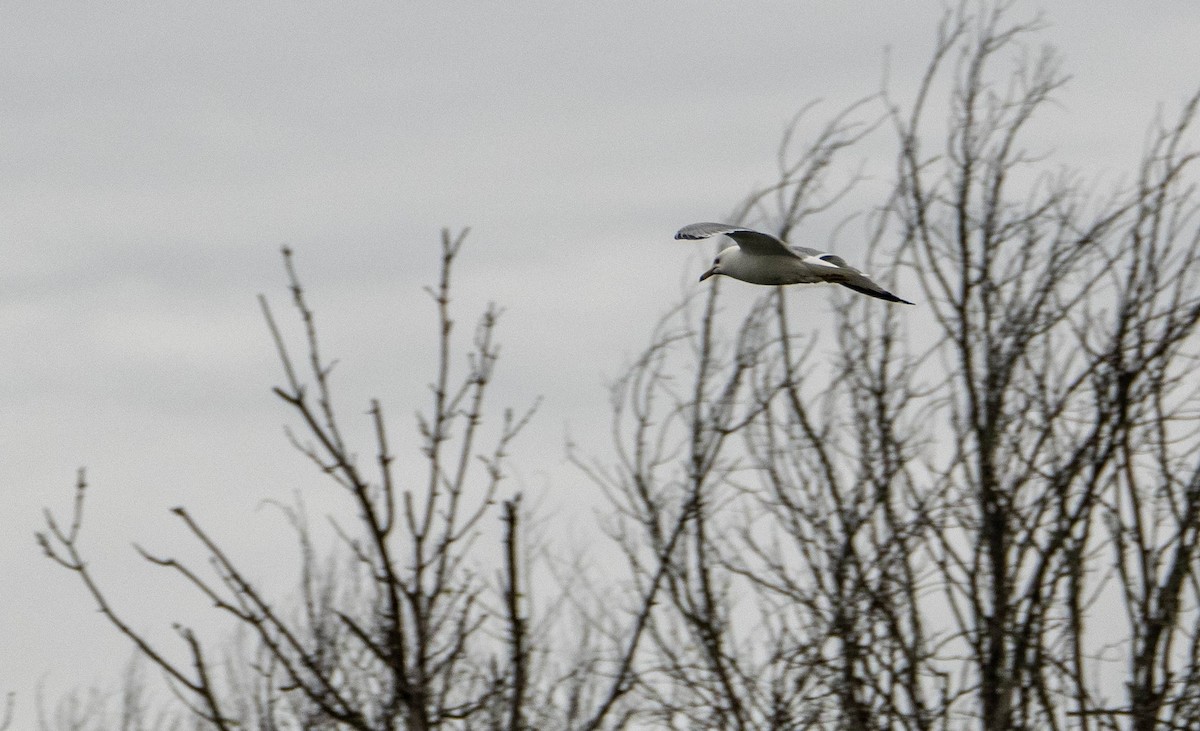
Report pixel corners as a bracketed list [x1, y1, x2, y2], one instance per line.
[713, 258, 720, 265]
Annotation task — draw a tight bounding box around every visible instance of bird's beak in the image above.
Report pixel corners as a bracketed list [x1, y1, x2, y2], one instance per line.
[699, 266, 718, 282]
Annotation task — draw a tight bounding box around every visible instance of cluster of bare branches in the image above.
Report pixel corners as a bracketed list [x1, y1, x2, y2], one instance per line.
[574, 4, 1200, 731]
[32, 658, 197, 731]
[38, 4, 1200, 731]
[40, 231, 544, 730]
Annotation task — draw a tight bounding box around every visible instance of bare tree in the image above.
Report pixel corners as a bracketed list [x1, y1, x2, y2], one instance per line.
[582, 3, 1200, 730]
[40, 231, 541, 730]
[892, 6, 1200, 728]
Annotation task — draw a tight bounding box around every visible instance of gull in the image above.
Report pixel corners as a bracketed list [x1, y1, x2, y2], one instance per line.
[676, 222, 914, 305]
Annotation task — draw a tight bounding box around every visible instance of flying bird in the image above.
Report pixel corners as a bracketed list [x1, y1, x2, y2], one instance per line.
[676, 222, 914, 305]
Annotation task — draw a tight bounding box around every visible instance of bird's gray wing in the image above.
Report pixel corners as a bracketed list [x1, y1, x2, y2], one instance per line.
[791, 246, 914, 304]
[675, 222, 798, 258]
[790, 246, 862, 274]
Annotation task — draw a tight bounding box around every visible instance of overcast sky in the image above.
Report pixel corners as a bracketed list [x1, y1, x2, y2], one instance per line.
[3, 1, 1198, 724]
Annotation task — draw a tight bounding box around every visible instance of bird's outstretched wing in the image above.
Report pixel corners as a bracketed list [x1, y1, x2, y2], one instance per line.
[675, 222, 798, 258]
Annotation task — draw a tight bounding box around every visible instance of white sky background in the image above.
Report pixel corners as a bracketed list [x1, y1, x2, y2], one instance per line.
[3, 1, 1198, 724]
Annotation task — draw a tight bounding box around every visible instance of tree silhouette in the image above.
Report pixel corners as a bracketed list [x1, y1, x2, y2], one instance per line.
[41, 232, 543, 730]
[580, 4, 1200, 730]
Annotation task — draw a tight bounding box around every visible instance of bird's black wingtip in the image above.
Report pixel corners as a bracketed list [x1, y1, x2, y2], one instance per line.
[841, 283, 916, 305]
[881, 292, 916, 305]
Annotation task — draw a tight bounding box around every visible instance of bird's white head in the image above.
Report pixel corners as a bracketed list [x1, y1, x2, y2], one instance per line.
[699, 245, 742, 281]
